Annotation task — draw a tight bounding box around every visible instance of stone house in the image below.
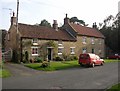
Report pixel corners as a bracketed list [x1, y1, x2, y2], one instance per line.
[63, 14, 105, 58]
[5, 13, 105, 62]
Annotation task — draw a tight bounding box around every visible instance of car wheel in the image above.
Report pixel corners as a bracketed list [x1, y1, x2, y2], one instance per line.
[92, 63, 95, 67]
[80, 63, 83, 67]
[101, 62, 103, 66]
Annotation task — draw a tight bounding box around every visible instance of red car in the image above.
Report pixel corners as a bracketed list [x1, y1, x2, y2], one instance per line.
[78, 53, 104, 67]
[108, 54, 120, 59]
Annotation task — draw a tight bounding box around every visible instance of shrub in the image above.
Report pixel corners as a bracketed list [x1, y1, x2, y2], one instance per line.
[65, 55, 78, 61]
[41, 61, 49, 68]
[35, 57, 42, 63]
[53, 56, 63, 61]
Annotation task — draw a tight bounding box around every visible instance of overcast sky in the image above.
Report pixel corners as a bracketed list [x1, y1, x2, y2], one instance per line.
[0, 0, 120, 30]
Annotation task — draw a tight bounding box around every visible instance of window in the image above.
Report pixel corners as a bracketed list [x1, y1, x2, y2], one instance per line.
[91, 37, 95, 44]
[82, 48, 87, 53]
[58, 40, 63, 46]
[99, 49, 102, 54]
[31, 47, 38, 56]
[70, 47, 75, 54]
[99, 39, 102, 44]
[82, 37, 87, 44]
[32, 39, 38, 45]
[58, 47, 64, 55]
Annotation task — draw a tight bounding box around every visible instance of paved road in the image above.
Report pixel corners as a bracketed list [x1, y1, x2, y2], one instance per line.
[2, 62, 119, 89]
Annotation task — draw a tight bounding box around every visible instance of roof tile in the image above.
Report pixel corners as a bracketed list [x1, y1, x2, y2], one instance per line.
[18, 23, 76, 41]
[70, 23, 105, 38]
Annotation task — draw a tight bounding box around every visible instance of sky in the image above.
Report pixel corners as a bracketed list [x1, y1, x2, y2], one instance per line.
[0, 0, 120, 30]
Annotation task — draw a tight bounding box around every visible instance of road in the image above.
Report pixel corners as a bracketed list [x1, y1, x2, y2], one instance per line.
[2, 62, 119, 90]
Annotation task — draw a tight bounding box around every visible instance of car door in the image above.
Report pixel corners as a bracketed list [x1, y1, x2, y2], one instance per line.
[95, 55, 101, 64]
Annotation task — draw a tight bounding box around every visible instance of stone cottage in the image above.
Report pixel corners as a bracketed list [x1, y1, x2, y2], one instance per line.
[5, 13, 105, 62]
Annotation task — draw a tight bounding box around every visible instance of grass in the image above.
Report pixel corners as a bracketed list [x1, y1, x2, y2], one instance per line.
[0, 61, 11, 78]
[24, 59, 120, 71]
[25, 60, 80, 71]
[107, 83, 120, 91]
[0, 69, 11, 78]
[105, 59, 120, 63]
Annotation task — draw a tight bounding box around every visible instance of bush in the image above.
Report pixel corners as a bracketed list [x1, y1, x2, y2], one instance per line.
[41, 61, 49, 68]
[53, 56, 63, 61]
[35, 57, 42, 63]
[65, 55, 78, 61]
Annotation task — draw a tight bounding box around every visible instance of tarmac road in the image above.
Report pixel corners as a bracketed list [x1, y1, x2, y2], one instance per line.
[2, 62, 119, 90]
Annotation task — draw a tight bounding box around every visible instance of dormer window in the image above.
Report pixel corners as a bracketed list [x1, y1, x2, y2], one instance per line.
[32, 38, 38, 45]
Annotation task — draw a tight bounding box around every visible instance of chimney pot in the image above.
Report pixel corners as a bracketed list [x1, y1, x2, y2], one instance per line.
[11, 12, 17, 26]
[64, 13, 70, 25]
[53, 20, 58, 31]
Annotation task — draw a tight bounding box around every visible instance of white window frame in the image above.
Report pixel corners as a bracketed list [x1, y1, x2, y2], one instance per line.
[31, 47, 38, 56]
[58, 47, 64, 55]
[91, 37, 95, 44]
[32, 38, 38, 45]
[82, 36, 87, 44]
[82, 48, 87, 53]
[58, 40, 63, 46]
[70, 47, 75, 54]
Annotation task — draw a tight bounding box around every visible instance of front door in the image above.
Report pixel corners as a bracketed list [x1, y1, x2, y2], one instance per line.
[48, 48, 52, 60]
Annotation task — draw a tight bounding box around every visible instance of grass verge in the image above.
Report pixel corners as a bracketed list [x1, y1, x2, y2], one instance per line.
[25, 61, 79, 71]
[0, 69, 11, 78]
[24, 59, 120, 71]
[105, 59, 120, 63]
[107, 83, 120, 91]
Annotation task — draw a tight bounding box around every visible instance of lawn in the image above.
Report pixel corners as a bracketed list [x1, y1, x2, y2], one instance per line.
[0, 69, 11, 78]
[107, 83, 120, 91]
[24, 59, 120, 71]
[105, 59, 120, 63]
[25, 60, 80, 71]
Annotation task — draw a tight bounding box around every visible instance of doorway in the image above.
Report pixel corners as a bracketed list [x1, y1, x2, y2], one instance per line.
[47, 48, 53, 60]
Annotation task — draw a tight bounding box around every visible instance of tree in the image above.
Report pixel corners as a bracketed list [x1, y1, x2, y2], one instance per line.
[70, 17, 88, 26]
[39, 19, 51, 28]
[99, 14, 120, 55]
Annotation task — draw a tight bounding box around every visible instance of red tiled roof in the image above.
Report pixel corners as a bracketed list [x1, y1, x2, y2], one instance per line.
[70, 23, 105, 38]
[18, 23, 76, 41]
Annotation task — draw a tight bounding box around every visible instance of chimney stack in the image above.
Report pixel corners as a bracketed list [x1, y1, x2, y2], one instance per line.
[53, 20, 58, 31]
[11, 12, 17, 26]
[92, 22, 97, 29]
[64, 13, 70, 25]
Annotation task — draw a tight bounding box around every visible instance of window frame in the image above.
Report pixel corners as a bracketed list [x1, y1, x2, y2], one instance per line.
[82, 48, 87, 53]
[91, 37, 95, 44]
[58, 40, 63, 46]
[31, 47, 38, 56]
[70, 47, 75, 54]
[58, 47, 64, 55]
[82, 36, 87, 44]
[32, 38, 38, 45]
